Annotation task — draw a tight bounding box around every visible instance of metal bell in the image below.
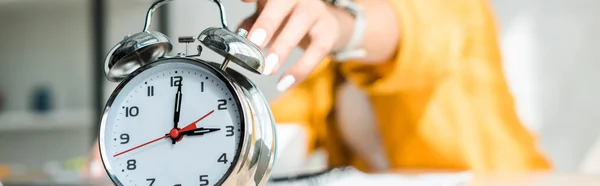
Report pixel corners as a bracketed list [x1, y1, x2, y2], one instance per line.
[104, 31, 173, 82]
[198, 28, 266, 75]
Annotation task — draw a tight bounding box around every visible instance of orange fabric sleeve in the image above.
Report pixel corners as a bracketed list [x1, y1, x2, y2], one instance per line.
[339, 0, 551, 172]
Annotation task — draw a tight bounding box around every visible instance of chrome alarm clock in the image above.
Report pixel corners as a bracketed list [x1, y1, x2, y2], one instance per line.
[98, 0, 277, 185]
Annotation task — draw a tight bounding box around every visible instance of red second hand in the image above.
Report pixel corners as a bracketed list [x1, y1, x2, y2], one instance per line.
[112, 110, 215, 157]
[113, 135, 168, 157]
[180, 110, 215, 133]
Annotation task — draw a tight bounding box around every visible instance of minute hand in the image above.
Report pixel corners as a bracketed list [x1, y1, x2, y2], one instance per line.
[171, 83, 183, 144]
[173, 84, 183, 129]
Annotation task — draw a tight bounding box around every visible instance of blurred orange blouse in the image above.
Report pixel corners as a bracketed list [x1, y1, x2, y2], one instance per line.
[269, 0, 550, 173]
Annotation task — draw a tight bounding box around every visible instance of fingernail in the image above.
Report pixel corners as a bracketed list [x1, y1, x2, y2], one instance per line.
[90, 160, 102, 178]
[264, 53, 279, 75]
[277, 75, 296, 92]
[249, 28, 267, 46]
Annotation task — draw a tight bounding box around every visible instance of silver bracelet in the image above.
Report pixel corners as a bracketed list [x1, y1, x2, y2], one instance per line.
[326, 0, 367, 62]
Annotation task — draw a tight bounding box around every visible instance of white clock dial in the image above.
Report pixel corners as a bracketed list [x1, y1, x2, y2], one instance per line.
[100, 60, 244, 186]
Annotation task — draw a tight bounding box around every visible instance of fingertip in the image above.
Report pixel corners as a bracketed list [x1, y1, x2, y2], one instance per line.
[248, 28, 267, 47]
[276, 75, 296, 92]
[263, 53, 279, 75]
[89, 159, 103, 178]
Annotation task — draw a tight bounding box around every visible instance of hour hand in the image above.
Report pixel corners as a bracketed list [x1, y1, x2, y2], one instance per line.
[180, 127, 221, 136]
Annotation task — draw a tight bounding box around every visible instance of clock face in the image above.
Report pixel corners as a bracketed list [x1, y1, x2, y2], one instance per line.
[100, 59, 244, 186]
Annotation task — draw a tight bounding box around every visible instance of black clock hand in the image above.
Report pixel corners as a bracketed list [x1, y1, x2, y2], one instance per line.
[180, 127, 221, 136]
[172, 83, 183, 144]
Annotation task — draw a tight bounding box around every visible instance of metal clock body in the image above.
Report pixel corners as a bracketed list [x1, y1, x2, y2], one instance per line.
[98, 1, 276, 185]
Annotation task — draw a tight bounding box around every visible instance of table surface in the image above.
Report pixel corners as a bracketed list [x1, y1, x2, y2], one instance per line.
[2, 171, 600, 186]
[468, 173, 600, 186]
[392, 169, 600, 186]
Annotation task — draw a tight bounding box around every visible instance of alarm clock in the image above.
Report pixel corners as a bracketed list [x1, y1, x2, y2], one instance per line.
[98, 0, 277, 185]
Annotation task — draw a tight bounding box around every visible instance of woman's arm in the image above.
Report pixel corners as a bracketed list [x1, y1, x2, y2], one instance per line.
[239, 0, 400, 91]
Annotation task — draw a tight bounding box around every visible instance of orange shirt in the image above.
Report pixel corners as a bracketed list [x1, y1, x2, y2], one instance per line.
[269, 0, 550, 173]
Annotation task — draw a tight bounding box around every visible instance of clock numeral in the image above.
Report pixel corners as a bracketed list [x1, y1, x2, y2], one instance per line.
[120, 133, 130, 144]
[226, 126, 234, 137]
[170, 76, 182, 87]
[218, 153, 228, 164]
[127, 159, 137, 170]
[201, 82, 204, 92]
[124, 106, 139, 117]
[199, 175, 209, 186]
[147, 86, 154, 97]
[218, 99, 227, 110]
[146, 178, 155, 186]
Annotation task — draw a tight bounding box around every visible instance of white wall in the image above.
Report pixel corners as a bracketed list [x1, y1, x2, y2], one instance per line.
[0, 0, 160, 170]
[492, 0, 600, 172]
[0, 0, 93, 169]
[0, 1, 92, 111]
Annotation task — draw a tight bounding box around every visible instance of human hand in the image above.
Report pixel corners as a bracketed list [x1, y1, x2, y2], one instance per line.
[239, 0, 354, 91]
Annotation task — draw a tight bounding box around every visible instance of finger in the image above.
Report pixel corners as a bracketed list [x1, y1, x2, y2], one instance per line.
[247, 0, 300, 48]
[236, 0, 262, 31]
[90, 158, 104, 179]
[276, 19, 335, 92]
[237, 14, 258, 31]
[263, 1, 324, 75]
[241, 0, 256, 2]
[255, 0, 267, 13]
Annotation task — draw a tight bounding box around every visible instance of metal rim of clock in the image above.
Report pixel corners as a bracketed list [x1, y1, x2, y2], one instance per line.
[104, 0, 266, 82]
[98, 57, 277, 186]
[99, 58, 245, 185]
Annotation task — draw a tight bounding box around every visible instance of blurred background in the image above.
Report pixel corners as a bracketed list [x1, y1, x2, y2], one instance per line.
[1, 0, 600, 184]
